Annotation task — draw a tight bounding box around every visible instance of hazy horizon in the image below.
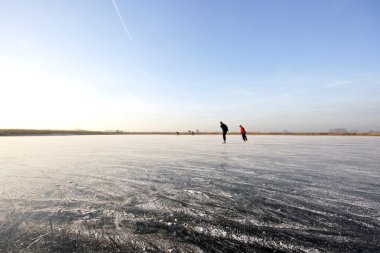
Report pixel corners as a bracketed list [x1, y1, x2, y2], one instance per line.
[1, 0, 379, 132]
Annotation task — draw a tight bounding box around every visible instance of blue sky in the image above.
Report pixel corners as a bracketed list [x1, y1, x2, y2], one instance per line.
[1, 0, 379, 132]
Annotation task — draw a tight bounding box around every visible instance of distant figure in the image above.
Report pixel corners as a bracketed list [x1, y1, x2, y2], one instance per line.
[220, 121, 229, 143]
[176, 132, 179, 136]
[239, 125, 248, 142]
[191, 131, 194, 136]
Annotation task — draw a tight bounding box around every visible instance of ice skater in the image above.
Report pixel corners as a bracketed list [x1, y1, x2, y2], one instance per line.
[239, 125, 248, 142]
[220, 121, 229, 143]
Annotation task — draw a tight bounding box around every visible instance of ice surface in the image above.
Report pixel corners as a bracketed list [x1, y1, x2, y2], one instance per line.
[0, 135, 379, 252]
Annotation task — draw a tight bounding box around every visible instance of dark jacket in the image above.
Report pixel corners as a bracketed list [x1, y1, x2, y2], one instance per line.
[220, 123, 228, 132]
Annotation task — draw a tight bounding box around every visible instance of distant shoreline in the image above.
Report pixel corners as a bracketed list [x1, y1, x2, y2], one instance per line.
[1, 129, 379, 137]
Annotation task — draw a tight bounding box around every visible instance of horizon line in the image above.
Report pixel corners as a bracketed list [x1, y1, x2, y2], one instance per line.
[1, 129, 379, 137]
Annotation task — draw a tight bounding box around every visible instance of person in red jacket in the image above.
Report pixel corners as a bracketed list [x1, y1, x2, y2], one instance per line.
[239, 125, 248, 142]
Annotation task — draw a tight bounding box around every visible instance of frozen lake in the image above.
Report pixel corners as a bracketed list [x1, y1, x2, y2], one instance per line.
[0, 135, 379, 252]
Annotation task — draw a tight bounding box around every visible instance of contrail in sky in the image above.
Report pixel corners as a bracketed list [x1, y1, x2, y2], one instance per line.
[111, 0, 133, 41]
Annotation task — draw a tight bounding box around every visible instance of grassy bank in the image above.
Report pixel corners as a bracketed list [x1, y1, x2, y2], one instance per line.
[1, 129, 379, 136]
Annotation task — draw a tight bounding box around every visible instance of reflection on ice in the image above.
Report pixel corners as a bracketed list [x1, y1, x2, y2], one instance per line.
[0, 135, 379, 252]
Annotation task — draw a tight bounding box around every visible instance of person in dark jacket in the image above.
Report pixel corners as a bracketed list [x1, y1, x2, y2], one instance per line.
[239, 125, 248, 142]
[220, 121, 229, 143]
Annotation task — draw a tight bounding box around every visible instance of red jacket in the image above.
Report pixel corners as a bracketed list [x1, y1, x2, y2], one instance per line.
[240, 126, 246, 134]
